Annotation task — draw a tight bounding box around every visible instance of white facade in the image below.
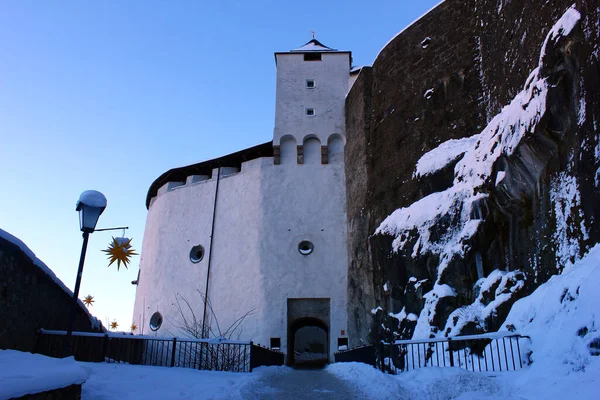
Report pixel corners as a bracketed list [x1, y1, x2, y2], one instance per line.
[133, 39, 351, 364]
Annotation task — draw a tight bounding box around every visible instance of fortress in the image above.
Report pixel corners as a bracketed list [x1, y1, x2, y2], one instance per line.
[133, 38, 352, 364]
[134, 0, 600, 366]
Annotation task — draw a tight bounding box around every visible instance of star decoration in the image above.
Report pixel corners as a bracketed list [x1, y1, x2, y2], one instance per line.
[131, 323, 137, 332]
[110, 321, 118, 330]
[102, 237, 138, 270]
[83, 295, 95, 307]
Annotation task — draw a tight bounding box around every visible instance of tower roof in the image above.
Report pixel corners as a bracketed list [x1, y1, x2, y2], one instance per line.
[291, 38, 337, 52]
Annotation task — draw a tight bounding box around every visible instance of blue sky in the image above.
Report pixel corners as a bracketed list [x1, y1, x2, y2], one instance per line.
[0, 0, 440, 331]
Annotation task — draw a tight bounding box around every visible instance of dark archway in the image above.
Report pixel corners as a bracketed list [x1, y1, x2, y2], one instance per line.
[288, 317, 329, 367]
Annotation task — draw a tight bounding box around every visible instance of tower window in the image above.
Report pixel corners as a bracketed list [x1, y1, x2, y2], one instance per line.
[149, 312, 163, 331]
[305, 108, 315, 116]
[304, 53, 322, 61]
[306, 79, 315, 89]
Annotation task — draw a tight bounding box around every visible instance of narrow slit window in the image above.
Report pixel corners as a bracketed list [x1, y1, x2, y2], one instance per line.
[306, 108, 315, 116]
[304, 53, 322, 61]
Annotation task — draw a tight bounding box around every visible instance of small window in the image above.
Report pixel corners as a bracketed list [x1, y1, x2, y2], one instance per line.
[190, 245, 205, 263]
[305, 108, 315, 116]
[306, 79, 315, 89]
[304, 53, 322, 61]
[270, 337, 281, 350]
[298, 240, 314, 255]
[338, 337, 349, 351]
[149, 312, 163, 331]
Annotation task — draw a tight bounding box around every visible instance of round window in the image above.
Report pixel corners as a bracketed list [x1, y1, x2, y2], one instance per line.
[190, 245, 205, 263]
[149, 312, 163, 331]
[298, 240, 314, 255]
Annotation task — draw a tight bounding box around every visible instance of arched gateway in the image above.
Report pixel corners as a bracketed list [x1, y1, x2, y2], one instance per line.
[287, 298, 331, 366]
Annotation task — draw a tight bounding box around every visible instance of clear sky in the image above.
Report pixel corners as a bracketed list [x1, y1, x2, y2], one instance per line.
[0, 0, 441, 332]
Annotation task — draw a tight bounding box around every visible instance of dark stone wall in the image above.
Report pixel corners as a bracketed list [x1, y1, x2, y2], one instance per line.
[0, 235, 102, 352]
[345, 0, 600, 344]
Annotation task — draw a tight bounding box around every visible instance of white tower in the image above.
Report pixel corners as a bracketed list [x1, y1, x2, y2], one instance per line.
[273, 38, 351, 165]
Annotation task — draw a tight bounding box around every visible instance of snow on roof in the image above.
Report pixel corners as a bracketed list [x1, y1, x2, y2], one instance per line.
[0, 227, 102, 329]
[291, 38, 336, 52]
[0, 350, 90, 399]
[76, 190, 107, 210]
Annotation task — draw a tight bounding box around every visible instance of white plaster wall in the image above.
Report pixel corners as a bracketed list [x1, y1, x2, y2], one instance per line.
[133, 156, 349, 362]
[258, 159, 348, 361]
[273, 52, 350, 146]
[132, 161, 265, 340]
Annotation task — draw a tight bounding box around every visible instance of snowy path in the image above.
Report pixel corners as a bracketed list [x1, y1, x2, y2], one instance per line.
[242, 367, 368, 399]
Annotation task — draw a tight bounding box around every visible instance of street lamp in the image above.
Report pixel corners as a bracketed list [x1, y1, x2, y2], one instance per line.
[65, 190, 107, 354]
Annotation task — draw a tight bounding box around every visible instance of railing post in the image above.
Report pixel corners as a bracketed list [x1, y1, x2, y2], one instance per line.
[102, 334, 109, 362]
[171, 338, 177, 367]
[379, 341, 385, 373]
[249, 341, 253, 372]
[448, 338, 454, 367]
[34, 329, 42, 354]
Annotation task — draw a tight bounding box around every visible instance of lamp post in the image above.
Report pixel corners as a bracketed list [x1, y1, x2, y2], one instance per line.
[65, 190, 107, 355]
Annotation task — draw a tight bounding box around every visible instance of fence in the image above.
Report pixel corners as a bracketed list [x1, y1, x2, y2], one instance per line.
[334, 345, 376, 366]
[36, 329, 283, 372]
[250, 344, 285, 369]
[378, 332, 530, 374]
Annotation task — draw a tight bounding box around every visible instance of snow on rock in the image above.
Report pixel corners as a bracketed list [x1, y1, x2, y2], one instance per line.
[443, 270, 525, 337]
[376, 7, 581, 339]
[538, 6, 581, 65]
[76, 190, 107, 209]
[415, 134, 482, 178]
[0, 350, 90, 399]
[550, 171, 588, 269]
[0, 228, 102, 329]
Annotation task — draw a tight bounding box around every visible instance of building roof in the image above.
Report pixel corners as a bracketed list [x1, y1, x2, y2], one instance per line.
[291, 38, 337, 52]
[145, 141, 273, 209]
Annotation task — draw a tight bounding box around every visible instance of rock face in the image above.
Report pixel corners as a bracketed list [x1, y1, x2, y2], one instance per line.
[345, 0, 600, 344]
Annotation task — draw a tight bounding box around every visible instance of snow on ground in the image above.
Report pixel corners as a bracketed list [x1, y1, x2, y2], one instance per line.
[0, 350, 90, 399]
[81, 362, 256, 400]
[332, 244, 600, 400]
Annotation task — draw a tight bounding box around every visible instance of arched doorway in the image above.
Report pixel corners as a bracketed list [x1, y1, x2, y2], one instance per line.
[288, 317, 328, 366]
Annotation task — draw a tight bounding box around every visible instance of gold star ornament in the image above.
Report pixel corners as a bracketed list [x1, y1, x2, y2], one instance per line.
[110, 321, 118, 330]
[102, 237, 138, 270]
[131, 323, 137, 332]
[83, 295, 95, 307]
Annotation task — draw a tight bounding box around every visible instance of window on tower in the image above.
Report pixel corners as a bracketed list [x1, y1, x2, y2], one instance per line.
[304, 53, 322, 61]
[306, 79, 315, 89]
[305, 108, 315, 116]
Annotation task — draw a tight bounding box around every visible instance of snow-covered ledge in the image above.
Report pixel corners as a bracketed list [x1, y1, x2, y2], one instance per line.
[0, 350, 90, 399]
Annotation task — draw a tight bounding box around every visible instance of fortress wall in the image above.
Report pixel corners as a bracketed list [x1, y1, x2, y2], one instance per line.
[345, 0, 599, 342]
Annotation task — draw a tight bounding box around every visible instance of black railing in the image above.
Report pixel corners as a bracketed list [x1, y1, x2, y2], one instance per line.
[378, 332, 530, 373]
[36, 329, 252, 372]
[250, 345, 285, 370]
[334, 345, 376, 366]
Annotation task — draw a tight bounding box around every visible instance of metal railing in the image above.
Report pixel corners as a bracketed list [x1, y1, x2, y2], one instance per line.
[36, 329, 253, 372]
[378, 332, 530, 373]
